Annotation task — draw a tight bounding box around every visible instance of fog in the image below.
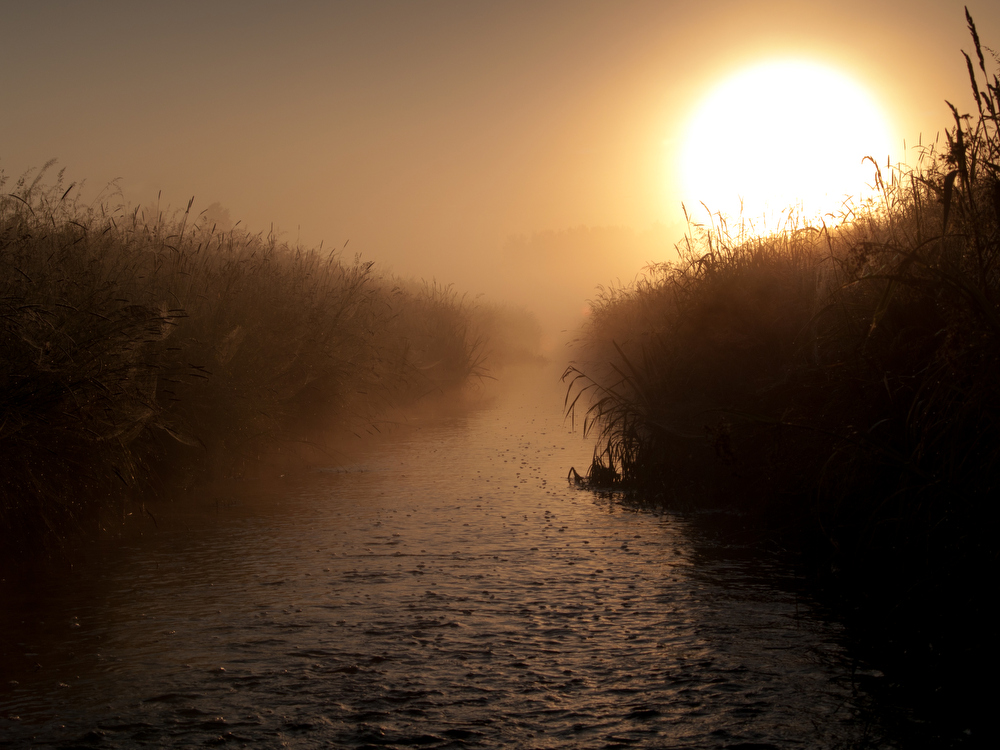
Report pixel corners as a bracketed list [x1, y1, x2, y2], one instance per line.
[3, 0, 999, 344]
[4, 6, 998, 744]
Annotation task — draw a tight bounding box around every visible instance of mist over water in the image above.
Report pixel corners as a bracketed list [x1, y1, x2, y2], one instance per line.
[0, 366, 907, 748]
[477, 225, 677, 351]
[4, 6, 1000, 747]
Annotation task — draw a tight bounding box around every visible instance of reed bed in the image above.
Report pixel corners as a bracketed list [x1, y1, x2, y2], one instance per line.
[0, 168, 507, 548]
[566, 11, 999, 707]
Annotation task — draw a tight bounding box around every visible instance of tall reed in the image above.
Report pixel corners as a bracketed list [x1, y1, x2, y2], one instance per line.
[565, 10, 1000, 703]
[0, 168, 498, 548]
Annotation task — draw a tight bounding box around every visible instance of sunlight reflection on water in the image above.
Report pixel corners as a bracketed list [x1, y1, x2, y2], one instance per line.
[0, 366, 889, 748]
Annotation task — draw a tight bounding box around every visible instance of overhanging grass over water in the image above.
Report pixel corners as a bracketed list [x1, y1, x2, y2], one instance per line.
[0, 169, 536, 548]
[565, 11, 999, 699]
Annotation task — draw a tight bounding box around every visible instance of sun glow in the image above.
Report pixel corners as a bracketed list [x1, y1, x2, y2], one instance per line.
[679, 60, 894, 224]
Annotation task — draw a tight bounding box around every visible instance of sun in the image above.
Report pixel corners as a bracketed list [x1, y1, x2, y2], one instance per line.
[678, 60, 894, 224]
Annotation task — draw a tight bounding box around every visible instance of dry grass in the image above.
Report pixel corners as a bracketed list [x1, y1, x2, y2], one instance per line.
[565, 9, 1000, 706]
[568, 13, 1000, 512]
[0, 168, 505, 548]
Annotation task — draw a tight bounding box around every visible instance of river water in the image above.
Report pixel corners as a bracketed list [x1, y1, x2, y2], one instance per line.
[1, 366, 904, 748]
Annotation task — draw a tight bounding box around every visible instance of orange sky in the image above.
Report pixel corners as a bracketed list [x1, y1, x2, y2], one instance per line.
[3, 1, 999, 341]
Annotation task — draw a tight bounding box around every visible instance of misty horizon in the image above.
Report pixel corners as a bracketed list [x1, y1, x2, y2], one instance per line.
[5, 1, 998, 352]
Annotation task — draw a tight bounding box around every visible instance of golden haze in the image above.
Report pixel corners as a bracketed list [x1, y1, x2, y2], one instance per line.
[1, 1, 997, 340]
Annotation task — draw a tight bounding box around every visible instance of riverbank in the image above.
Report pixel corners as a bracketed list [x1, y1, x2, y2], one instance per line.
[564, 12, 998, 733]
[0, 167, 541, 557]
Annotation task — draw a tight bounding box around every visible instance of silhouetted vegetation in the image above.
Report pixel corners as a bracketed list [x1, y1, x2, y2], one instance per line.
[565, 10, 998, 725]
[0, 167, 529, 550]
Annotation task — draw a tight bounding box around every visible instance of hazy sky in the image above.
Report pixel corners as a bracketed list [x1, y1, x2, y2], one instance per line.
[4, 1, 999, 339]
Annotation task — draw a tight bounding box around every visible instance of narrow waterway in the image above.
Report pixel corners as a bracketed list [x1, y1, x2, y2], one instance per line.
[1, 366, 895, 748]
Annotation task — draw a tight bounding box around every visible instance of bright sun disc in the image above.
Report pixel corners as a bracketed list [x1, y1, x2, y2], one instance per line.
[679, 60, 894, 224]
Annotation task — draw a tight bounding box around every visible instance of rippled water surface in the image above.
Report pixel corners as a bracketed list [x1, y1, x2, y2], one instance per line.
[1, 367, 895, 748]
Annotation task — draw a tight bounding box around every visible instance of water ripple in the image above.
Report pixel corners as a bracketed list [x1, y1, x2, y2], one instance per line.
[0, 369, 892, 748]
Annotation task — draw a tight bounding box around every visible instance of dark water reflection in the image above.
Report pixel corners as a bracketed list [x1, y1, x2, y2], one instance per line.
[2, 367, 899, 748]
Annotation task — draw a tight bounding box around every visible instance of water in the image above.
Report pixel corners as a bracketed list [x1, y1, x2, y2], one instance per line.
[1, 366, 898, 748]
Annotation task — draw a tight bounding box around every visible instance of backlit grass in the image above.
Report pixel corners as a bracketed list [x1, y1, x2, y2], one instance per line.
[565, 10, 999, 716]
[0, 169, 524, 549]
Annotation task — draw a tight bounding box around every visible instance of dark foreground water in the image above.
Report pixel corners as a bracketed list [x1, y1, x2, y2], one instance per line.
[0, 367, 920, 748]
